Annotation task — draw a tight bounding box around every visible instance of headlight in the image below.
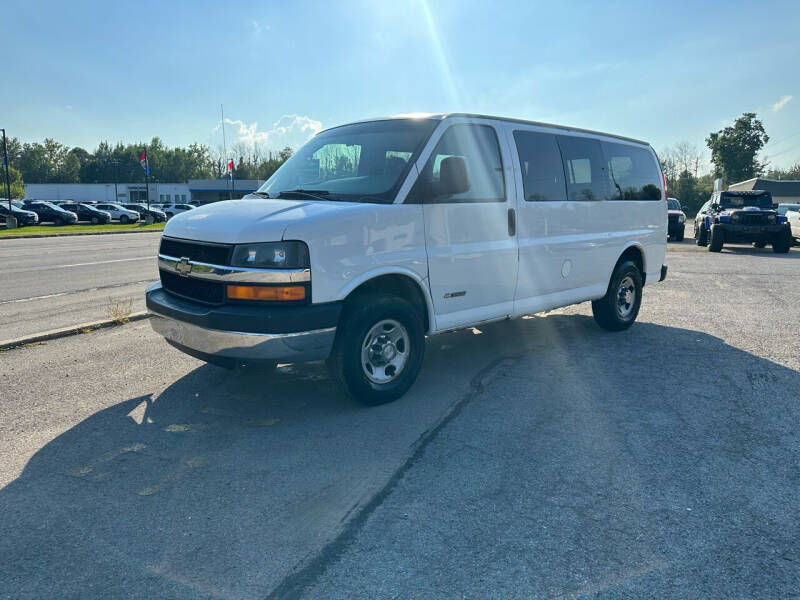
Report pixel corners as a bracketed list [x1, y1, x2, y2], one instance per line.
[230, 241, 310, 269]
[678, 214, 685, 223]
[767, 214, 776, 223]
[731, 213, 740, 222]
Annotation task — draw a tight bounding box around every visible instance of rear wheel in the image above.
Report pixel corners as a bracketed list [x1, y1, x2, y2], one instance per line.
[708, 225, 723, 252]
[91, 216, 99, 225]
[120, 215, 129, 224]
[752, 241, 766, 249]
[591, 260, 643, 331]
[675, 231, 684, 242]
[329, 294, 425, 405]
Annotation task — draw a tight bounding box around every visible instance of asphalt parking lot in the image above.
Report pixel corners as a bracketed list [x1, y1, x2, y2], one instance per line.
[1, 240, 799, 599]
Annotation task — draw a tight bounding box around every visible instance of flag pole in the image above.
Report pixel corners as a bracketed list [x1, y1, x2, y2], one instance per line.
[221, 104, 231, 200]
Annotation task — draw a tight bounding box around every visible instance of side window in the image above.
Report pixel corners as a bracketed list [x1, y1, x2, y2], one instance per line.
[512, 130, 567, 202]
[416, 124, 505, 203]
[602, 142, 662, 201]
[556, 136, 608, 201]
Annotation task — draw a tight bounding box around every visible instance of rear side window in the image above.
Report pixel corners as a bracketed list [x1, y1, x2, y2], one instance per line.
[602, 142, 662, 201]
[414, 124, 505, 203]
[556, 136, 609, 201]
[513, 131, 567, 202]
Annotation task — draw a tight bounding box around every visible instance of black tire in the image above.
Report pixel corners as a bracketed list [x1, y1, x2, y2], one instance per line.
[165, 212, 174, 219]
[329, 294, 425, 405]
[752, 241, 766, 249]
[695, 224, 708, 246]
[591, 260, 643, 332]
[772, 231, 791, 254]
[120, 215, 129, 224]
[676, 231, 684, 242]
[91, 216, 99, 225]
[55, 217, 64, 226]
[708, 225, 723, 252]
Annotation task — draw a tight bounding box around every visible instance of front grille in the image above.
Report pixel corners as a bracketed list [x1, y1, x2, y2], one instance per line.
[160, 269, 225, 305]
[736, 213, 768, 226]
[159, 237, 233, 265]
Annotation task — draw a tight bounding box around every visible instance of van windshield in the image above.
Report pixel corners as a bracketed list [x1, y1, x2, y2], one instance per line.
[256, 119, 438, 204]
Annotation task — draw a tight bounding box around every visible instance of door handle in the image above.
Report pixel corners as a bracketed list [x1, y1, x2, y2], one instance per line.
[508, 208, 516, 237]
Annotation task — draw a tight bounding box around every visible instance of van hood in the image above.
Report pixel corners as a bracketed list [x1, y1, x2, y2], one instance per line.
[162, 198, 367, 244]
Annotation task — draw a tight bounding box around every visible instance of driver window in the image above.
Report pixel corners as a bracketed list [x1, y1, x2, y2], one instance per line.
[412, 124, 505, 203]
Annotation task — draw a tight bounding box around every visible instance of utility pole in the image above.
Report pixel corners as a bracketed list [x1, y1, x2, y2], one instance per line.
[112, 159, 119, 202]
[2, 129, 12, 215]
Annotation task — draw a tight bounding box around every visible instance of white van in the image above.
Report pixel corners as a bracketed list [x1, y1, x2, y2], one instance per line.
[147, 113, 667, 404]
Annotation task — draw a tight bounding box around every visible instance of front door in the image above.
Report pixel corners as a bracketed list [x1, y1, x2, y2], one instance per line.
[414, 121, 518, 331]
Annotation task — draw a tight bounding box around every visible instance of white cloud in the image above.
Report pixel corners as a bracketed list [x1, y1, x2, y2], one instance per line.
[250, 20, 263, 36]
[216, 114, 323, 151]
[772, 95, 793, 112]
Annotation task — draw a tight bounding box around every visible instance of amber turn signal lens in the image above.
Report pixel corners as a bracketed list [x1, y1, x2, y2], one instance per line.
[226, 285, 306, 301]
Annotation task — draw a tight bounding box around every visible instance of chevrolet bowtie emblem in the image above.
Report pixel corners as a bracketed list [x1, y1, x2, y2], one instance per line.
[175, 257, 192, 277]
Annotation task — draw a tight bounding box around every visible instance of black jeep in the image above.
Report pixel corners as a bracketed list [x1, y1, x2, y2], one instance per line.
[694, 190, 792, 253]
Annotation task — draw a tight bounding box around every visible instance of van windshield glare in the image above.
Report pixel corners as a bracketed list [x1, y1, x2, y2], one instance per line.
[256, 119, 438, 204]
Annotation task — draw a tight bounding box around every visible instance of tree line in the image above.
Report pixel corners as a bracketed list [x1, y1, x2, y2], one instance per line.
[2, 136, 295, 199]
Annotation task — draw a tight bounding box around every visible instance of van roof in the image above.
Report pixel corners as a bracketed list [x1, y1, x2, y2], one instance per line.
[323, 112, 650, 146]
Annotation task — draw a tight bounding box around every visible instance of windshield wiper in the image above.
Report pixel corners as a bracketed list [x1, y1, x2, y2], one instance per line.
[276, 189, 341, 202]
[247, 191, 271, 198]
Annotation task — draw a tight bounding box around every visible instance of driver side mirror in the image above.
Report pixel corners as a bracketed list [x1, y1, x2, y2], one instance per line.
[435, 156, 471, 197]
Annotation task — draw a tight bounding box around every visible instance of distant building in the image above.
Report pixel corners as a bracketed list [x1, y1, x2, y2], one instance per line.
[728, 178, 800, 204]
[188, 179, 265, 204]
[24, 179, 264, 205]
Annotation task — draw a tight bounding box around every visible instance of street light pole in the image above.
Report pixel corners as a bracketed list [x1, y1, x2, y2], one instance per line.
[2, 129, 12, 214]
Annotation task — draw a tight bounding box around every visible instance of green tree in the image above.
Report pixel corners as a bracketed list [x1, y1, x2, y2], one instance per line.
[706, 112, 769, 184]
[766, 162, 800, 180]
[1, 166, 25, 199]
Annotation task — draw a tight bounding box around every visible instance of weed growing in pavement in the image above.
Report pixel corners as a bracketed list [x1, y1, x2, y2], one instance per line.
[106, 297, 134, 324]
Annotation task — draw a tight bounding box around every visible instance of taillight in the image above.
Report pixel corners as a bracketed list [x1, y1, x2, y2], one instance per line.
[661, 171, 668, 202]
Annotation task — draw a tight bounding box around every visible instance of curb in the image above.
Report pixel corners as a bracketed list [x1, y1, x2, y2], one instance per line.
[0, 228, 164, 240]
[0, 312, 151, 351]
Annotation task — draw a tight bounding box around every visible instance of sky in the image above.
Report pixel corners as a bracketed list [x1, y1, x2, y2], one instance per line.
[2, 0, 800, 170]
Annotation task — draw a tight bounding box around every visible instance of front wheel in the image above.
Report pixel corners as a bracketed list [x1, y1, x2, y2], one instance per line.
[708, 225, 723, 252]
[753, 241, 766, 249]
[676, 231, 684, 242]
[772, 231, 791, 254]
[165, 212, 174, 219]
[329, 294, 425, 405]
[695, 224, 708, 246]
[591, 260, 643, 331]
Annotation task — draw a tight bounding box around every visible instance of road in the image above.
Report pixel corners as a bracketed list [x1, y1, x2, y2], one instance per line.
[0, 233, 160, 340]
[1, 242, 799, 599]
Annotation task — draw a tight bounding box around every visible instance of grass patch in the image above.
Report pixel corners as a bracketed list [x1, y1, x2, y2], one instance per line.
[106, 297, 134, 324]
[0, 222, 165, 238]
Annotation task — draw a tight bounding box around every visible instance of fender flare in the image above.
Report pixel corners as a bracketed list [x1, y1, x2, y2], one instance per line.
[603, 241, 648, 288]
[338, 266, 436, 332]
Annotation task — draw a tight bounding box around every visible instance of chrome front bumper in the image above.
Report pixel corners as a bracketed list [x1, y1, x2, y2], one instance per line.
[149, 312, 336, 363]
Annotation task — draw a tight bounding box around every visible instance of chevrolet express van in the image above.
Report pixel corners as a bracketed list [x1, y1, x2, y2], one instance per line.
[147, 113, 668, 404]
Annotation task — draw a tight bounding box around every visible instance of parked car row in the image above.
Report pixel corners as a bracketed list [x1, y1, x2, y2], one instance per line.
[0, 200, 194, 226]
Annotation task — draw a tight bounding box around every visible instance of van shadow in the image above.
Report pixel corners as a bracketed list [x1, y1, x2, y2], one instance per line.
[2, 314, 799, 598]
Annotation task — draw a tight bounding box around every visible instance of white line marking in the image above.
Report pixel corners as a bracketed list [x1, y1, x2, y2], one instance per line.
[5, 256, 153, 274]
[0, 279, 153, 305]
